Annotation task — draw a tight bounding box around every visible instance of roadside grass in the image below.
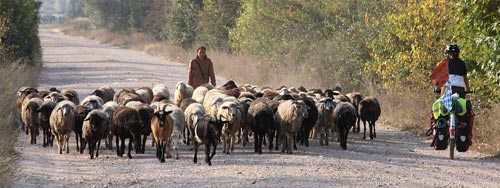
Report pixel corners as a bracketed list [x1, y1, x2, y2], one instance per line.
[58, 19, 500, 157]
[0, 62, 40, 187]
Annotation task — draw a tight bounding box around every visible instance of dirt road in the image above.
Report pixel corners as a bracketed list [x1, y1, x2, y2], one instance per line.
[12, 28, 500, 188]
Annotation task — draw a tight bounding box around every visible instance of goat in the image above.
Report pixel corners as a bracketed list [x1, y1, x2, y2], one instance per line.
[192, 115, 226, 166]
[151, 103, 174, 162]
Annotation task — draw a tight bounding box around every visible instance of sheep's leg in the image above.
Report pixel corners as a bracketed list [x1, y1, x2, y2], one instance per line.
[319, 126, 325, 146]
[96, 140, 100, 158]
[205, 143, 211, 165]
[160, 141, 166, 163]
[42, 128, 47, 147]
[116, 136, 121, 157]
[127, 138, 133, 159]
[106, 133, 113, 149]
[75, 133, 80, 152]
[340, 128, 347, 150]
[230, 133, 236, 152]
[193, 143, 199, 164]
[356, 117, 361, 133]
[373, 122, 377, 138]
[325, 127, 330, 146]
[287, 135, 294, 154]
[89, 138, 94, 159]
[369, 121, 374, 140]
[166, 138, 172, 159]
[254, 133, 259, 153]
[258, 133, 263, 154]
[267, 130, 274, 151]
[141, 134, 147, 154]
[362, 120, 367, 139]
[65, 134, 70, 153]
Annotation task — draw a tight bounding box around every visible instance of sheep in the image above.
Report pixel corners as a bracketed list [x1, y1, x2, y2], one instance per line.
[74, 105, 92, 153]
[90, 86, 115, 103]
[275, 100, 308, 154]
[50, 101, 76, 154]
[248, 97, 276, 154]
[17, 87, 39, 118]
[136, 86, 154, 104]
[174, 81, 194, 106]
[333, 102, 357, 150]
[44, 91, 64, 103]
[203, 89, 228, 118]
[184, 103, 205, 147]
[61, 89, 80, 105]
[151, 103, 174, 162]
[165, 104, 186, 159]
[113, 87, 136, 104]
[81, 109, 109, 159]
[238, 97, 254, 146]
[125, 101, 153, 154]
[191, 85, 210, 104]
[120, 92, 145, 106]
[358, 96, 381, 140]
[217, 97, 242, 154]
[192, 115, 226, 166]
[152, 84, 170, 101]
[315, 97, 337, 146]
[22, 97, 43, 144]
[111, 106, 143, 159]
[296, 96, 318, 147]
[152, 93, 170, 103]
[81, 95, 104, 109]
[346, 92, 363, 133]
[179, 98, 197, 112]
[38, 101, 56, 147]
[238, 91, 256, 100]
[102, 101, 119, 149]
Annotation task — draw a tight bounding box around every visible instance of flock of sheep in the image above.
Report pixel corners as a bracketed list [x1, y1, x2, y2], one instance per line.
[17, 80, 381, 165]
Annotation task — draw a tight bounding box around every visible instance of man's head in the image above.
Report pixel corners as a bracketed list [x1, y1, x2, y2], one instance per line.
[197, 46, 207, 59]
[445, 44, 460, 59]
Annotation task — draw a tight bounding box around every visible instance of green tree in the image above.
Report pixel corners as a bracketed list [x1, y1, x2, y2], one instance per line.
[167, 0, 201, 48]
[455, 0, 500, 103]
[196, 0, 241, 51]
[67, 0, 85, 18]
[0, 0, 42, 63]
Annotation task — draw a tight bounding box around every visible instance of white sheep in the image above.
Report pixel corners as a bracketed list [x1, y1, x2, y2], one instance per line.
[184, 103, 205, 147]
[152, 84, 170, 101]
[50, 101, 76, 154]
[136, 86, 153, 104]
[81, 95, 104, 110]
[191, 85, 210, 104]
[165, 104, 186, 159]
[217, 97, 242, 154]
[203, 89, 228, 118]
[102, 101, 119, 149]
[275, 100, 308, 154]
[174, 81, 194, 106]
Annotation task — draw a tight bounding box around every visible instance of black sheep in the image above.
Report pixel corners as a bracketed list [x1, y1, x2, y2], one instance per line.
[334, 102, 357, 150]
[297, 96, 318, 147]
[248, 98, 276, 154]
[359, 96, 381, 140]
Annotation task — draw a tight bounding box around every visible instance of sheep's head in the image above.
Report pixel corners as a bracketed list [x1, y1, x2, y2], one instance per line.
[293, 100, 308, 119]
[217, 101, 241, 123]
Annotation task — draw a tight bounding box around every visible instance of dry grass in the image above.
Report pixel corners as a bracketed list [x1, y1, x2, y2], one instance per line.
[59, 20, 500, 157]
[0, 62, 40, 187]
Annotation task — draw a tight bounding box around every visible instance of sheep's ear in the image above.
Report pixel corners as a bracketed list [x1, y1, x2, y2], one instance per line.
[165, 110, 173, 115]
[84, 116, 90, 121]
[221, 106, 229, 110]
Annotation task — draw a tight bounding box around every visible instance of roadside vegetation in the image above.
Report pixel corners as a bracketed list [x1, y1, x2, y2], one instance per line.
[0, 0, 43, 186]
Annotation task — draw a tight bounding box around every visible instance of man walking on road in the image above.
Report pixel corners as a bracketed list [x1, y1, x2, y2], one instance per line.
[187, 46, 216, 88]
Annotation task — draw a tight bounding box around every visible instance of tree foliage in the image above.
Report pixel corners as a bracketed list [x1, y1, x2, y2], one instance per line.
[455, 0, 500, 102]
[367, 0, 455, 89]
[0, 0, 42, 63]
[196, 0, 241, 51]
[166, 0, 201, 48]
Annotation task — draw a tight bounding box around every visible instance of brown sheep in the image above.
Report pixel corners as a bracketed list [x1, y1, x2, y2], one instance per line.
[17, 89, 39, 134]
[91, 86, 115, 103]
[82, 109, 109, 159]
[61, 89, 80, 105]
[74, 105, 92, 153]
[22, 97, 43, 144]
[112, 106, 143, 159]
